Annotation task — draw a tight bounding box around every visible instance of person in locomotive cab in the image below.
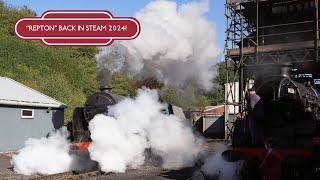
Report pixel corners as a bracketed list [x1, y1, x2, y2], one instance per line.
[245, 88, 264, 146]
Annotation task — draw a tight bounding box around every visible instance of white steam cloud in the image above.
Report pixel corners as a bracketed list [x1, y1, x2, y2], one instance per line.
[88, 88, 203, 173]
[11, 127, 73, 175]
[11, 88, 203, 175]
[96, 0, 220, 90]
[201, 144, 244, 180]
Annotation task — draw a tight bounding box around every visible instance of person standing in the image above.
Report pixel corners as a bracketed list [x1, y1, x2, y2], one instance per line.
[245, 88, 264, 146]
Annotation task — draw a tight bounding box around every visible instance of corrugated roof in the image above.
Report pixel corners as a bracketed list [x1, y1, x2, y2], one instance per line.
[0, 77, 66, 108]
[202, 105, 224, 116]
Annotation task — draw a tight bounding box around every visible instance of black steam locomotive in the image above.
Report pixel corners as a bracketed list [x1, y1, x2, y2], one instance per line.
[67, 86, 181, 143]
[226, 65, 320, 179]
[233, 65, 320, 148]
[67, 86, 124, 142]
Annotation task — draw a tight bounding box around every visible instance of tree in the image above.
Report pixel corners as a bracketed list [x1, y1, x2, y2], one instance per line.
[0, 1, 100, 122]
[111, 74, 136, 97]
[161, 86, 180, 106]
[135, 76, 164, 89]
[212, 61, 235, 104]
[195, 95, 211, 108]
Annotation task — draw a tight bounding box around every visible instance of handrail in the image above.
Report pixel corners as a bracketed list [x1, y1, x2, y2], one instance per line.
[258, 20, 314, 29]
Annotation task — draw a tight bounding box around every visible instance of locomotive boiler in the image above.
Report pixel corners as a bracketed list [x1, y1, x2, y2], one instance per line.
[68, 86, 124, 143]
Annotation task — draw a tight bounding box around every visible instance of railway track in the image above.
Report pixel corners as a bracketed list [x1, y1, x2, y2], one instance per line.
[30, 170, 105, 180]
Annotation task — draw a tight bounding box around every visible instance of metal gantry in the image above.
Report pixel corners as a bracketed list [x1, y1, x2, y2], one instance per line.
[224, 0, 320, 140]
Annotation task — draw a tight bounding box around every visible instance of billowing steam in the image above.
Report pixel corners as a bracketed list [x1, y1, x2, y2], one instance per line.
[11, 127, 73, 175]
[96, 0, 220, 90]
[11, 88, 203, 175]
[200, 144, 244, 180]
[88, 88, 203, 173]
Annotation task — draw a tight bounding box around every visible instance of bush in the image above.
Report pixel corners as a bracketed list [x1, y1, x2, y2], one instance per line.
[0, 2, 99, 123]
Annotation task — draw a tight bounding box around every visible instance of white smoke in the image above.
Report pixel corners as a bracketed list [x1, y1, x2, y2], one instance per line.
[201, 144, 244, 180]
[11, 127, 73, 175]
[11, 128, 96, 175]
[88, 88, 203, 173]
[11, 89, 203, 175]
[96, 0, 220, 90]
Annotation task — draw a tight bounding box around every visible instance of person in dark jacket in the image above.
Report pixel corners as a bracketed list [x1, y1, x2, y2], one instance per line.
[245, 88, 264, 146]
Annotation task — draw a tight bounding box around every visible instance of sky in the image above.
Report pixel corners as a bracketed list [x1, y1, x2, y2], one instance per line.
[4, 0, 225, 53]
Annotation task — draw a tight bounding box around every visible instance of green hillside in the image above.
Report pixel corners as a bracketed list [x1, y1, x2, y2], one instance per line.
[0, 1, 100, 123]
[0, 1, 226, 122]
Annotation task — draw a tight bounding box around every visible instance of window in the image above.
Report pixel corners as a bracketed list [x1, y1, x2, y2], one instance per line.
[21, 109, 34, 119]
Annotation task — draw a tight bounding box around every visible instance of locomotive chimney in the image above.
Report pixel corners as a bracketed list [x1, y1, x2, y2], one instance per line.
[98, 69, 112, 93]
[280, 64, 291, 78]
